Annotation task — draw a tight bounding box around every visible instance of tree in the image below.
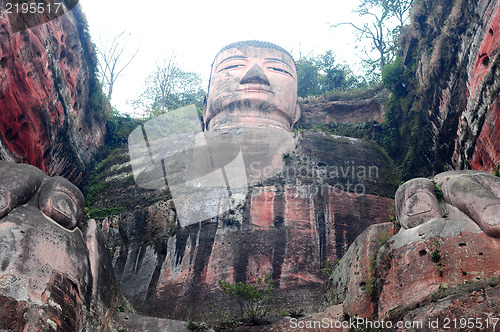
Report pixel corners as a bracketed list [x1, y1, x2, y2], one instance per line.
[218, 274, 277, 324]
[331, 0, 413, 74]
[96, 30, 139, 101]
[130, 55, 205, 118]
[295, 50, 361, 98]
[296, 55, 322, 98]
[318, 50, 348, 91]
[387, 0, 414, 31]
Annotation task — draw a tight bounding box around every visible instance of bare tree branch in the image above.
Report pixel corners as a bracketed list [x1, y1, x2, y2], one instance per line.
[331, 22, 371, 35]
[330, 0, 412, 75]
[97, 30, 140, 101]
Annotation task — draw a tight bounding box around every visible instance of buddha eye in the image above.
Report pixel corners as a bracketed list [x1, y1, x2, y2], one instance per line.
[218, 63, 246, 73]
[223, 64, 244, 71]
[269, 67, 293, 77]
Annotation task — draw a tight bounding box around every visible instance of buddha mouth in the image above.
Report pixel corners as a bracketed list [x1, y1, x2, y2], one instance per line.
[238, 86, 274, 94]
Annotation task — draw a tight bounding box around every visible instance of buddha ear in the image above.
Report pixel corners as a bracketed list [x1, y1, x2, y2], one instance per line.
[291, 102, 301, 130]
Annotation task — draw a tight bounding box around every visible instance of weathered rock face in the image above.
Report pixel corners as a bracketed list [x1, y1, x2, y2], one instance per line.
[91, 131, 397, 320]
[399, 0, 500, 174]
[400, 286, 500, 332]
[453, 0, 500, 171]
[330, 212, 500, 322]
[0, 214, 116, 331]
[329, 223, 396, 319]
[112, 312, 190, 332]
[0, 6, 105, 184]
[297, 89, 388, 127]
[0, 160, 118, 330]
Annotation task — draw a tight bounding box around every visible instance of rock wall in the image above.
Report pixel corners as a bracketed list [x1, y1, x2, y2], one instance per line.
[0, 212, 116, 332]
[297, 89, 388, 127]
[90, 131, 397, 320]
[458, 0, 500, 171]
[0, 6, 105, 184]
[329, 215, 500, 323]
[315, 1, 500, 323]
[397, 0, 500, 176]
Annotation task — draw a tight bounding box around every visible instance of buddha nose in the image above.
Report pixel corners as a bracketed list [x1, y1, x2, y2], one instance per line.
[240, 64, 270, 86]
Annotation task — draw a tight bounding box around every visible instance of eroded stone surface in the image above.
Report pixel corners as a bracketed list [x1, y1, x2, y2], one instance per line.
[395, 171, 500, 238]
[297, 89, 388, 127]
[0, 170, 116, 331]
[330, 223, 396, 318]
[330, 212, 500, 321]
[99, 131, 396, 320]
[112, 312, 190, 332]
[0, 205, 91, 331]
[0, 7, 105, 184]
[395, 178, 441, 229]
[399, 286, 500, 332]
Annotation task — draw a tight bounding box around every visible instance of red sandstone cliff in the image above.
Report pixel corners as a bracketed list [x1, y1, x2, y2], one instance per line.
[297, 88, 388, 127]
[398, 0, 500, 175]
[0, 6, 105, 184]
[459, 0, 500, 171]
[87, 131, 397, 320]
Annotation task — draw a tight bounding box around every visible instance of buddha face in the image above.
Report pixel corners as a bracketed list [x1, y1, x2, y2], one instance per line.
[204, 44, 301, 131]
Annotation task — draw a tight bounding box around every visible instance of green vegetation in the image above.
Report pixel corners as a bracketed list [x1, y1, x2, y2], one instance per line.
[432, 276, 500, 302]
[296, 51, 366, 98]
[321, 259, 339, 278]
[105, 114, 143, 150]
[378, 234, 392, 246]
[72, 5, 111, 122]
[433, 183, 443, 199]
[318, 258, 340, 306]
[168, 222, 180, 236]
[365, 277, 378, 300]
[431, 239, 445, 278]
[386, 276, 500, 324]
[494, 163, 500, 177]
[198, 278, 290, 331]
[431, 239, 442, 264]
[187, 320, 208, 331]
[82, 145, 173, 220]
[204, 304, 239, 331]
[376, 0, 478, 180]
[281, 152, 291, 164]
[86, 206, 126, 220]
[130, 56, 206, 118]
[331, 0, 412, 79]
[218, 274, 277, 324]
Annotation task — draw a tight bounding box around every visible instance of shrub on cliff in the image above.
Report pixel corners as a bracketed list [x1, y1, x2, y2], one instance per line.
[72, 5, 111, 122]
[105, 113, 143, 149]
[218, 274, 277, 325]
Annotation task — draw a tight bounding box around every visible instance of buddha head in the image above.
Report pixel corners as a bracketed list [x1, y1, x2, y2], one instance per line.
[204, 40, 301, 132]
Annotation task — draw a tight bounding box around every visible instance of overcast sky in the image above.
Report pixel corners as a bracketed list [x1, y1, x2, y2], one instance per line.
[81, 0, 363, 116]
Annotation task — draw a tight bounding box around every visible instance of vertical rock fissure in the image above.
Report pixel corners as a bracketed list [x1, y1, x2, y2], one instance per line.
[314, 189, 327, 268]
[271, 191, 286, 287]
[191, 220, 218, 283]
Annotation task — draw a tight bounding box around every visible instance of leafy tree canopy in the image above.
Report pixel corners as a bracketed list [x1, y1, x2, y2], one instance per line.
[130, 56, 206, 118]
[296, 50, 365, 98]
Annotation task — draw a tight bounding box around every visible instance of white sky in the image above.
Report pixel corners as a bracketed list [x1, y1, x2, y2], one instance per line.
[80, 0, 363, 116]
